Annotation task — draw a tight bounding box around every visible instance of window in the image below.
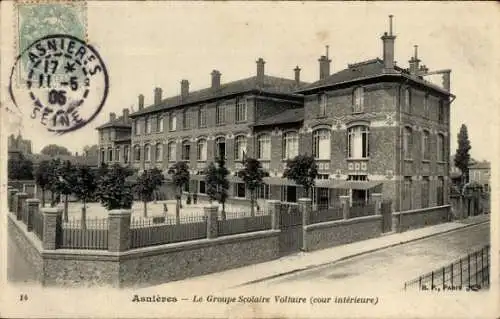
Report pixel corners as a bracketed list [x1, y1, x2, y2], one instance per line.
[216, 103, 225, 125]
[197, 139, 207, 161]
[257, 184, 270, 199]
[422, 130, 430, 160]
[155, 143, 163, 162]
[182, 109, 190, 129]
[199, 181, 206, 194]
[134, 120, 140, 136]
[438, 100, 444, 123]
[234, 135, 247, 161]
[108, 148, 113, 162]
[421, 176, 430, 208]
[234, 183, 246, 198]
[437, 134, 445, 162]
[100, 132, 104, 141]
[423, 94, 429, 118]
[144, 144, 151, 162]
[404, 88, 412, 113]
[124, 145, 129, 163]
[281, 186, 297, 203]
[257, 134, 271, 160]
[437, 176, 444, 206]
[198, 106, 207, 128]
[100, 149, 105, 163]
[312, 129, 331, 160]
[145, 117, 151, 134]
[168, 142, 176, 161]
[347, 175, 367, 181]
[347, 126, 369, 159]
[157, 115, 164, 132]
[403, 126, 413, 159]
[115, 147, 120, 162]
[283, 132, 299, 159]
[134, 145, 141, 161]
[403, 176, 413, 211]
[319, 94, 327, 116]
[215, 137, 226, 159]
[169, 113, 176, 131]
[236, 98, 247, 122]
[182, 140, 191, 161]
[353, 87, 364, 112]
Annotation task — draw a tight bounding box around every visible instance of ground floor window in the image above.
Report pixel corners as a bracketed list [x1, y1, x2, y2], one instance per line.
[234, 183, 246, 198]
[437, 176, 444, 206]
[183, 182, 189, 193]
[312, 187, 329, 210]
[403, 176, 413, 211]
[257, 184, 270, 199]
[421, 176, 430, 208]
[281, 186, 297, 203]
[199, 181, 206, 194]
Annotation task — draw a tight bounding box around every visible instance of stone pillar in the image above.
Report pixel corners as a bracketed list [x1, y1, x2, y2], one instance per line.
[298, 198, 312, 226]
[15, 192, 28, 221]
[8, 188, 19, 213]
[108, 210, 131, 252]
[42, 207, 63, 250]
[204, 204, 219, 239]
[339, 195, 350, 220]
[267, 200, 281, 230]
[371, 193, 383, 215]
[392, 213, 401, 233]
[25, 199, 40, 232]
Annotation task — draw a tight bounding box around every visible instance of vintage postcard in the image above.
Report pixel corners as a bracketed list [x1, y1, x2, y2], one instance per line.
[1, 1, 498, 318]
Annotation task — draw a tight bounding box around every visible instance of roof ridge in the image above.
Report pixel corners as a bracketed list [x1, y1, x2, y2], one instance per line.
[347, 58, 383, 69]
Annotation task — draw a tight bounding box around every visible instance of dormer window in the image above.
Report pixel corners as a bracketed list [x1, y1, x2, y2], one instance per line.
[353, 87, 364, 113]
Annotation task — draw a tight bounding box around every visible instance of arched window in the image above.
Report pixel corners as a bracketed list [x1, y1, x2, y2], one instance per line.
[100, 148, 105, 163]
[124, 145, 130, 163]
[144, 144, 151, 162]
[197, 139, 207, 161]
[403, 126, 413, 159]
[215, 137, 226, 159]
[437, 134, 445, 162]
[353, 87, 365, 112]
[422, 130, 430, 160]
[167, 142, 176, 162]
[347, 126, 369, 159]
[182, 140, 191, 161]
[133, 145, 141, 162]
[108, 147, 113, 162]
[155, 143, 163, 162]
[157, 115, 164, 133]
[282, 132, 299, 159]
[313, 129, 330, 160]
[169, 113, 177, 131]
[257, 134, 271, 160]
[234, 135, 247, 161]
[115, 147, 120, 162]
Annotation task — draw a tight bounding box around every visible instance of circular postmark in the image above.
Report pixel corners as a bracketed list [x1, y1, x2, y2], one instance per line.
[9, 34, 108, 134]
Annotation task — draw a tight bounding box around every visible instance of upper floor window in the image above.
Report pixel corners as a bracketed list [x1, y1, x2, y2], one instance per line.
[100, 131, 104, 141]
[100, 149, 105, 162]
[257, 134, 271, 160]
[422, 130, 430, 160]
[234, 135, 247, 161]
[215, 137, 226, 159]
[134, 145, 141, 162]
[115, 147, 120, 162]
[353, 87, 365, 113]
[283, 132, 299, 160]
[145, 117, 151, 134]
[403, 126, 413, 159]
[197, 139, 207, 161]
[134, 120, 140, 136]
[319, 94, 327, 117]
[167, 142, 176, 162]
[182, 140, 191, 161]
[438, 100, 445, 124]
[155, 143, 163, 162]
[423, 94, 429, 118]
[216, 104, 225, 125]
[198, 106, 207, 128]
[404, 88, 412, 113]
[169, 113, 177, 131]
[182, 109, 190, 130]
[157, 115, 164, 133]
[108, 147, 113, 162]
[144, 144, 151, 162]
[347, 126, 369, 159]
[124, 145, 129, 164]
[437, 133, 445, 162]
[313, 129, 330, 160]
[236, 98, 247, 122]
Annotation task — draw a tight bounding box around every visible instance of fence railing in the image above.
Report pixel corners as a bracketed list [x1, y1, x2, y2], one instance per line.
[217, 215, 272, 236]
[350, 200, 376, 218]
[404, 245, 490, 291]
[219, 210, 269, 221]
[58, 218, 109, 250]
[32, 208, 44, 241]
[130, 215, 206, 228]
[310, 204, 344, 224]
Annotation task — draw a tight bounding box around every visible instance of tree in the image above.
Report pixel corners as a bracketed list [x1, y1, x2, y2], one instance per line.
[205, 156, 229, 219]
[73, 165, 97, 229]
[40, 144, 72, 157]
[8, 153, 33, 180]
[237, 157, 268, 217]
[47, 158, 62, 206]
[54, 160, 78, 222]
[34, 160, 51, 206]
[95, 164, 134, 211]
[82, 144, 98, 156]
[134, 168, 165, 217]
[168, 162, 190, 223]
[283, 154, 318, 199]
[454, 124, 471, 188]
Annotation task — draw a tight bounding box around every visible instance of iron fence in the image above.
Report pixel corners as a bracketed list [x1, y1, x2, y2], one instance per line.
[59, 218, 109, 250]
[310, 204, 344, 224]
[219, 210, 270, 221]
[404, 245, 490, 291]
[130, 215, 206, 228]
[350, 200, 376, 218]
[217, 215, 272, 236]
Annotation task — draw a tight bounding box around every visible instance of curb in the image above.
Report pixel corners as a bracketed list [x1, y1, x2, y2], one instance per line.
[236, 219, 490, 287]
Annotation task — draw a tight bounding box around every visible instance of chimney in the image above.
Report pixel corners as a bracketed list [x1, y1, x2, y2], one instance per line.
[138, 94, 144, 110]
[109, 112, 116, 122]
[294, 66, 301, 85]
[318, 45, 331, 80]
[181, 80, 189, 100]
[408, 45, 421, 75]
[381, 15, 397, 72]
[211, 70, 221, 90]
[256, 58, 265, 84]
[122, 108, 130, 122]
[154, 87, 162, 105]
[442, 70, 451, 92]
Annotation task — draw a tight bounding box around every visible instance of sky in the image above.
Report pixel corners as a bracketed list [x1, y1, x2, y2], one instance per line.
[2, 2, 499, 162]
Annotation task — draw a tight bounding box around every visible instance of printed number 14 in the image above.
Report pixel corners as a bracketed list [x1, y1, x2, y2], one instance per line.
[20, 294, 28, 301]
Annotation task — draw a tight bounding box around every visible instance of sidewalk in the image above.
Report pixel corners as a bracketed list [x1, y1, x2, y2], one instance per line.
[143, 214, 490, 292]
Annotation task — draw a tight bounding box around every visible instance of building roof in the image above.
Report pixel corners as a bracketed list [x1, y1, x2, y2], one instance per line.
[130, 75, 308, 118]
[96, 115, 132, 130]
[469, 161, 490, 170]
[27, 154, 99, 167]
[253, 108, 304, 127]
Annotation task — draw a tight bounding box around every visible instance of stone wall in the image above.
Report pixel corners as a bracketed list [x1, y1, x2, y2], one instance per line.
[392, 205, 451, 231]
[303, 215, 382, 252]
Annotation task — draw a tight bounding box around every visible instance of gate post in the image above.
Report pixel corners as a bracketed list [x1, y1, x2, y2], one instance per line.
[299, 198, 312, 252]
[267, 200, 281, 230]
[204, 204, 219, 239]
[339, 196, 350, 219]
[371, 193, 382, 215]
[8, 188, 19, 214]
[41, 207, 63, 250]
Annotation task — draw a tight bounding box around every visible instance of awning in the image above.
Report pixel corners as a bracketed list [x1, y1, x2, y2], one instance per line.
[263, 177, 297, 186]
[331, 180, 382, 190]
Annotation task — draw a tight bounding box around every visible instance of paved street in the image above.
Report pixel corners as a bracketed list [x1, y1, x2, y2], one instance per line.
[227, 222, 490, 294]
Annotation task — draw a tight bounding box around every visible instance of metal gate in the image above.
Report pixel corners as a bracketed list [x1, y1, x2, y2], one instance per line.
[279, 203, 303, 256]
[381, 199, 392, 233]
